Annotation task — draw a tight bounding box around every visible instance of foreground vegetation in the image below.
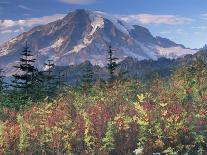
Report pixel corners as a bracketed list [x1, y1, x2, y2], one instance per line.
[0, 45, 207, 154]
[0, 58, 207, 154]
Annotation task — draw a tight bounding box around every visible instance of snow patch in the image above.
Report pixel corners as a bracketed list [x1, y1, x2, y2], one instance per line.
[51, 38, 64, 48]
[71, 44, 87, 53]
[39, 38, 64, 55]
[9, 38, 18, 44]
[0, 38, 19, 56]
[0, 45, 11, 56]
[88, 12, 104, 37]
[39, 46, 52, 55]
[121, 47, 146, 60]
[64, 11, 105, 55]
[156, 46, 196, 58]
[94, 11, 131, 35]
[137, 42, 158, 59]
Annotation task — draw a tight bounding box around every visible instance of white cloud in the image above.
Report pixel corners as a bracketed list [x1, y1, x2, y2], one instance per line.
[1, 30, 12, 34]
[119, 14, 193, 25]
[192, 26, 207, 30]
[176, 29, 185, 34]
[159, 31, 172, 34]
[194, 31, 202, 35]
[18, 5, 33, 11]
[59, 0, 96, 4]
[201, 13, 207, 20]
[0, 14, 66, 45]
[159, 29, 185, 35]
[0, 14, 65, 30]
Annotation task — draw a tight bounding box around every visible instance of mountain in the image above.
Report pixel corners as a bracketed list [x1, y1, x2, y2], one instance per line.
[54, 49, 207, 85]
[201, 44, 207, 50]
[52, 58, 176, 85]
[0, 9, 196, 76]
[52, 57, 185, 85]
[156, 36, 185, 48]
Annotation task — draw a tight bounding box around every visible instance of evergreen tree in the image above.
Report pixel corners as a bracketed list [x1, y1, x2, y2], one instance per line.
[11, 45, 38, 95]
[0, 68, 5, 106]
[81, 63, 94, 93]
[107, 45, 118, 82]
[6, 45, 39, 109]
[0, 68, 5, 92]
[43, 60, 57, 99]
[56, 71, 65, 89]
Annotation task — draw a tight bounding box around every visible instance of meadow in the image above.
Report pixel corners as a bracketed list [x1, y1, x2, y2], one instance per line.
[0, 58, 207, 155]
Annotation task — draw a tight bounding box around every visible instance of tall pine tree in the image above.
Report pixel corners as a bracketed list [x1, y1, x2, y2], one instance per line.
[81, 62, 94, 94]
[6, 45, 39, 109]
[0, 68, 5, 92]
[11, 44, 38, 95]
[107, 45, 118, 82]
[43, 60, 57, 99]
[56, 71, 65, 89]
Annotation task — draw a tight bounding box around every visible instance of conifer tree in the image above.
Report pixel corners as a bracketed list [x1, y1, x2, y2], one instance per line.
[0, 68, 5, 107]
[56, 71, 65, 89]
[7, 45, 39, 109]
[43, 60, 57, 99]
[11, 44, 38, 95]
[0, 68, 5, 92]
[107, 45, 118, 82]
[81, 63, 94, 93]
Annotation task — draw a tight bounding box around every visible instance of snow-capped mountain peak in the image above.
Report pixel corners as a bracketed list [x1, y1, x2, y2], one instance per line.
[0, 9, 197, 75]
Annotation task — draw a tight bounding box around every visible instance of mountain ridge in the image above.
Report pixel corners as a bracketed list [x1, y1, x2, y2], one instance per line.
[0, 9, 197, 76]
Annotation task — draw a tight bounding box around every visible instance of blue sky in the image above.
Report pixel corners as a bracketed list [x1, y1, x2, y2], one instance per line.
[0, 0, 207, 48]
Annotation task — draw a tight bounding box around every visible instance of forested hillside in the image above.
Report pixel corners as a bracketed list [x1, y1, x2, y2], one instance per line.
[0, 47, 207, 154]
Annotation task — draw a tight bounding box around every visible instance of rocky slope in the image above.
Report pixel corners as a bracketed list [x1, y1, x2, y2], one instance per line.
[0, 9, 196, 76]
